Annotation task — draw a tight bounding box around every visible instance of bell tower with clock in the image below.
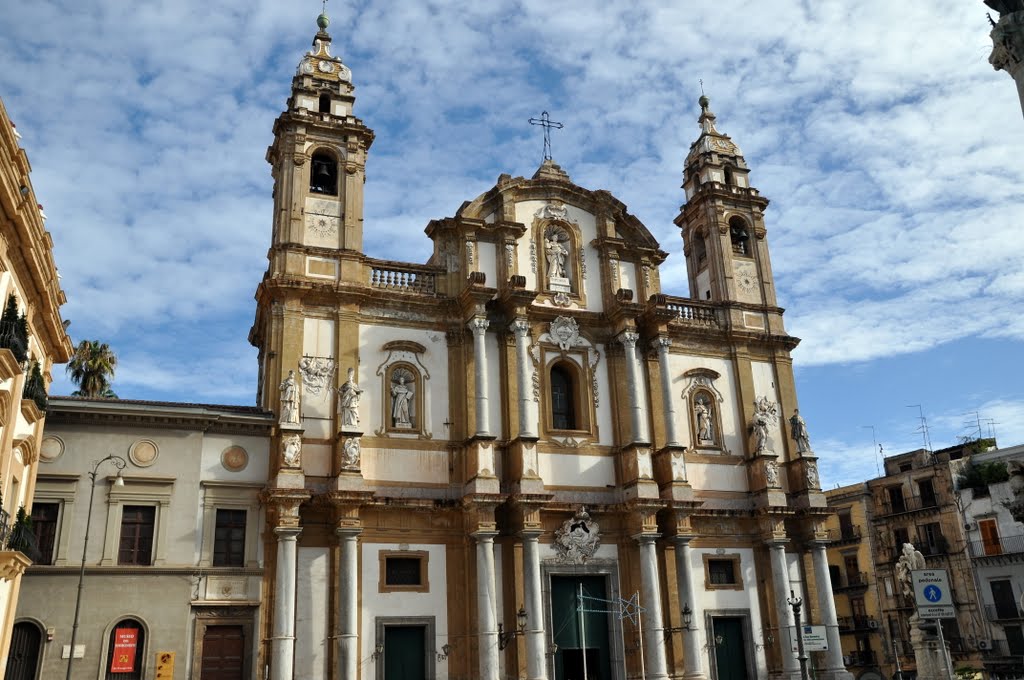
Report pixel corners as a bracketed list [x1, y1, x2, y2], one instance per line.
[674, 96, 779, 312]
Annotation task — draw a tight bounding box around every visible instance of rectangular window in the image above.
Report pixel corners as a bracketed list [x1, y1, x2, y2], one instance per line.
[844, 554, 860, 583]
[838, 510, 854, 538]
[979, 518, 1001, 556]
[378, 551, 429, 593]
[118, 506, 155, 566]
[887, 486, 906, 512]
[213, 509, 246, 567]
[31, 502, 60, 565]
[918, 478, 937, 507]
[703, 554, 743, 590]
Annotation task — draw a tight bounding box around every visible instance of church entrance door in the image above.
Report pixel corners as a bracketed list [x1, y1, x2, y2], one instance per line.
[550, 575, 612, 680]
[200, 625, 245, 680]
[383, 625, 427, 680]
[711, 617, 747, 680]
[5, 622, 42, 680]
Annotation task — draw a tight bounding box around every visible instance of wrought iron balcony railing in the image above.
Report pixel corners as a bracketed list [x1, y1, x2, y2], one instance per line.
[877, 494, 941, 517]
[969, 533, 1024, 559]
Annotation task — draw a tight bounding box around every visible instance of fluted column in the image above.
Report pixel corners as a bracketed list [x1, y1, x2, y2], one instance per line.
[475, 531, 499, 680]
[511, 319, 538, 438]
[522, 531, 547, 680]
[637, 534, 669, 680]
[654, 337, 682, 448]
[271, 527, 301, 680]
[811, 541, 849, 676]
[673, 537, 706, 680]
[470, 318, 491, 437]
[336, 528, 360, 680]
[619, 331, 650, 444]
[768, 540, 800, 678]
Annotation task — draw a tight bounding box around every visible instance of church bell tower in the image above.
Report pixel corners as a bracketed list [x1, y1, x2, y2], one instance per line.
[675, 96, 779, 313]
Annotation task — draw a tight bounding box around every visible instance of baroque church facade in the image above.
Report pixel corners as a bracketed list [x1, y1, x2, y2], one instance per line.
[252, 13, 853, 680]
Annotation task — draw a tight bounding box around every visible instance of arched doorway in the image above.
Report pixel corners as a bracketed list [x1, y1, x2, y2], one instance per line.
[5, 621, 43, 680]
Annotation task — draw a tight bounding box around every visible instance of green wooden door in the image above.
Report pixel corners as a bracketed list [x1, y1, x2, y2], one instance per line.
[550, 575, 612, 680]
[383, 626, 426, 680]
[712, 617, 747, 680]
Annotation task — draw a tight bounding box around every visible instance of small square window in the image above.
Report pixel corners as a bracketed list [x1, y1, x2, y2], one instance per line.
[378, 551, 429, 593]
[118, 506, 155, 566]
[213, 509, 246, 567]
[704, 554, 742, 590]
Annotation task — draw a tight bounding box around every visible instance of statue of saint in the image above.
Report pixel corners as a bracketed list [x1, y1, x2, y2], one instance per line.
[895, 543, 927, 603]
[279, 370, 299, 424]
[695, 396, 714, 445]
[391, 374, 414, 428]
[545, 233, 568, 280]
[338, 367, 363, 428]
[790, 410, 812, 454]
[752, 412, 770, 454]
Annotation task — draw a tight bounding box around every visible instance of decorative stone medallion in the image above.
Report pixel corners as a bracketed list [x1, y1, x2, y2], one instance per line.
[549, 316, 579, 351]
[554, 507, 601, 564]
[39, 435, 65, 463]
[129, 439, 159, 467]
[221, 445, 249, 472]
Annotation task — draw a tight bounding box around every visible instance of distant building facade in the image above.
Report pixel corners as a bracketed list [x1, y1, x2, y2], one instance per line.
[9, 398, 272, 680]
[0, 97, 73, 672]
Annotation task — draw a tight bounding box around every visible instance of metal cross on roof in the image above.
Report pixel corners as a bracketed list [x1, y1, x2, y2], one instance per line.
[528, 111, 564, 161]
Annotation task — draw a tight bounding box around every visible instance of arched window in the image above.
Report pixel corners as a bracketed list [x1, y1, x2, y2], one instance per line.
[723, 165, 734, 186]
[309, 151, 338, 196]
[550, 364, 577, 430]
[318, 94, 331, 114]
[729, 216, 750, 257]
[106, 619, 145, 680]
[5, 621, 43, 680]
[694, 233, 708, 267]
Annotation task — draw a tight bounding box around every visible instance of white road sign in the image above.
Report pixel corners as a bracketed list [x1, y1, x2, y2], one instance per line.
[789, 625, 829, 652]
[912, 569, 955, 619]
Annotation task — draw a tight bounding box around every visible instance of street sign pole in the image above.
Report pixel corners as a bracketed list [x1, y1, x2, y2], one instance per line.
[934, 618, 955, 679]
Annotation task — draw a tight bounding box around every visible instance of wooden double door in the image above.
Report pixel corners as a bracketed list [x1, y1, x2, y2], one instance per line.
[200, 625, 245, 680]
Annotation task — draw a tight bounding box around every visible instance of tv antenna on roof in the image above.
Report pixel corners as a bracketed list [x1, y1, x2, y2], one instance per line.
[863, 425, 881, 477]
[906, 404, 933, 455]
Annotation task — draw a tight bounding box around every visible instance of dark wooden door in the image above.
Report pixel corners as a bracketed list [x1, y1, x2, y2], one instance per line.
[712, 617, 747, 680]
[551, 575, 612, 680]
[200, 625, 245, 680]
[991, 580, 1018, 619]
[383, 626, 426, 680]
[5, 622, 41, 680]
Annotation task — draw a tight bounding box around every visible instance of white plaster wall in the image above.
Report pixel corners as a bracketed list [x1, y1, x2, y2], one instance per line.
[357, 326, 449, 438]
[199, 434, 271, 484]
[361, 543, 450, 678]
[540, 453, 616, 488]
[303, 318, 336, 358]
[594, 343, 614, 446]
[668, 355, 744, 456]
[750, 361, 784, 456]
[686, 462, 749, 492]
[486, 332, 504, 439]
[477, 241, 497, 287]
[696, 269, 711, 301]
[302, 318, 337, 422]
[619, 261, 637, 298]
[362, 446, 448, 485]
[296, 546, 330, 680]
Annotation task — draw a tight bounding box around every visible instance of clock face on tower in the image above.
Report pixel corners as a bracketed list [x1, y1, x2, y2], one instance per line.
[733, 261, 759, 301]
[317, 60, 335, 73]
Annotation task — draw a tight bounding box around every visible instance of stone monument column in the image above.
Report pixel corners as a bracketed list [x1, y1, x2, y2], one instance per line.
[271, 526, 302, 680]
[768, 540, 800, 678]
[810, 541, 852, 678]
[654, 337, 683, 447]
[620, 331, 651, 444]
[475, 531, 500, 680]
[336, 527, 360, 680]
[470, 317, 492, 437]
[673, 536, 706, 680]
[522, 530, 548, 680]
[636, 534, 669, 680]
[511, 318, 538, 438]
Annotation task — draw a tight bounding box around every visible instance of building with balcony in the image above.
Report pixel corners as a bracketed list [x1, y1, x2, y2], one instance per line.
[0, 98, 73, 672]
[8, 397, 273, 680]
[958, 442, 1024, 679]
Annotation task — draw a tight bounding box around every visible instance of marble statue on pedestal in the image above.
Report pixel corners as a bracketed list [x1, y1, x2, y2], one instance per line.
[280, 370, 300, 424]
[790, 410, 812, 454]
[338, 367, 363, 428]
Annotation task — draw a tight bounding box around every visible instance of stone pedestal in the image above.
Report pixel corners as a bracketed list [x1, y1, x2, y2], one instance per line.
[909, 615, 949, 680]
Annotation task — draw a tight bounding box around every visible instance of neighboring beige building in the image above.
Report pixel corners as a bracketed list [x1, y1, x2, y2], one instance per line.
[248, 12, 852, 680]
[11, 397, 273, 680]
[0, 97, 73, 672]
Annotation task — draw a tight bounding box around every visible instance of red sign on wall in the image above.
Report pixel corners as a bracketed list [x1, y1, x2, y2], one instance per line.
[110, 627, 138, 673]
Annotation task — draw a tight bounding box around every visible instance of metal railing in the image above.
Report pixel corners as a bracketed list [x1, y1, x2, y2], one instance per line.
[969, 533, 1024, 559]
[837, 616, 878, 633]
[984, 638, 1024, 657]
[827, 526, 863, 543]
[833, 572, 869, 590]
[877, 494, 941, 516]
[985, 604, 1024, 621]
[846, 649, 877, 666]
[0, 320, 27, 362]
[0, 508, 10, 548]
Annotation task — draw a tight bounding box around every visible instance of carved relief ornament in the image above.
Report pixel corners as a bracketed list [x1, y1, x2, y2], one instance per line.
[554, 507, 601, 564]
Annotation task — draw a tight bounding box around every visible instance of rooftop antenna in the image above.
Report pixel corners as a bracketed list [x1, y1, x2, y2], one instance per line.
[906, 404, 933, 456]
[962, 410, 984, 441]
[863, 425, 881, 477]
[983, 418, 999, 442]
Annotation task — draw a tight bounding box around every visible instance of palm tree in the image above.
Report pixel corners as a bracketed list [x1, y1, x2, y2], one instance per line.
[66, 340, 118, 398]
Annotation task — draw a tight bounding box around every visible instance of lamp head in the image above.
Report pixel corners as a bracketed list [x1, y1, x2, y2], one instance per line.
[113, 469, 125, 487]
[682, 603, 693, 628]
[516, 606, 527, 631]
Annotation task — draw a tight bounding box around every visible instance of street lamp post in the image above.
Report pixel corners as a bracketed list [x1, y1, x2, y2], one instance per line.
[788, 590, 810, 680]
[65, 454, 126, 680]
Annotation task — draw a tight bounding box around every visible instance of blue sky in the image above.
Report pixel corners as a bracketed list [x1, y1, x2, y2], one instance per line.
[2, 1, 1022, 487]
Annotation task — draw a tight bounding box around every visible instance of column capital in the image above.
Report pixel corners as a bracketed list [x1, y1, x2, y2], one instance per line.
[518, 528, 544, 541]
[274, 526, 303, 539]
[468, 317, 490, 335]
[510, 318, 530, 337]
[651, 336, 671, 351]
[618, 330, 640, 347]
[764, 537, 790, 549]
[335, 526, 362, 539]
[672, 534, 696, 546]
[632, 532, 660, 545]
[471, 530, 499, 543]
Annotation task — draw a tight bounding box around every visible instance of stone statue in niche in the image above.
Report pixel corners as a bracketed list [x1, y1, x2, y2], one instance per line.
[694, 394, 715, 446]
[390, 368, 415, 429]
[279, 370, 300, 424]
[544, 226, 571, 292]
[765, 460, 780, 488]
[341, 436, 361, 470]
[554, 507, 601, 564]
[789, 410, 812, 454]
[282, 434, 302, 468]
[750, 396, 779, 455]
[338, 367, 363, 429]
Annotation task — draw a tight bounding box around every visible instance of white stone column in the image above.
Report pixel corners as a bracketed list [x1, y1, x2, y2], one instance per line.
[637, 534, 669, 680]
[811, 541, 851, 678]
[768, 540, 800, 678]
[271, 526, 301, 680]
[673, 537, 706, 680]
[475, 531, 500, 680]
[336, 528, 360, 680]
[470, 318, 491, 437]
[654, 337, 682, 448]
[522, 531, 547, 680]
[511, 319, 538, 438]
[619, 331, 651, 444]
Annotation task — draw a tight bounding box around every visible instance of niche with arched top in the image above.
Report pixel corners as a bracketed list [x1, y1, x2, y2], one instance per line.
[729, 216, 751, 257]
[309, 149, 338, 196]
